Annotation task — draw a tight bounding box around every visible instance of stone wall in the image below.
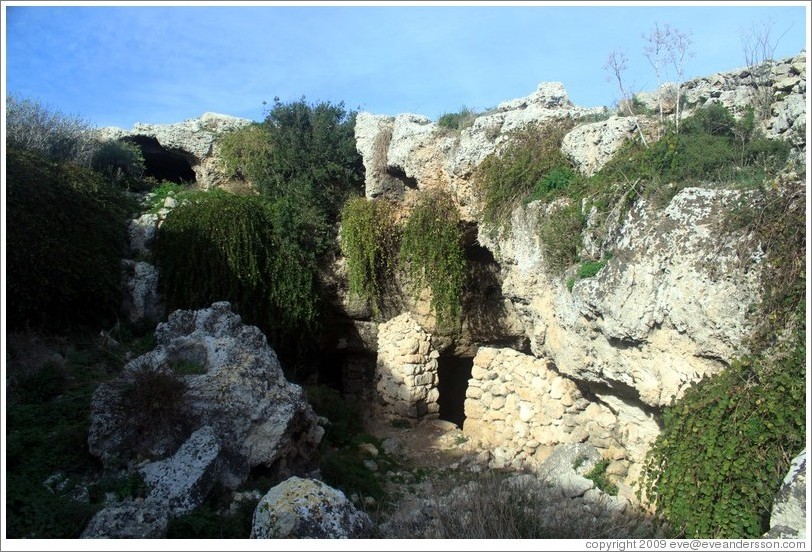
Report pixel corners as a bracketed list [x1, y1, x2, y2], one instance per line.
[375, 313, 440, 419]
[463, 347, 651, 486]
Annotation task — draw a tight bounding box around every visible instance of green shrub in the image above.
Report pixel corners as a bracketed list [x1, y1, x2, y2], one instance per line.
[475, 120, 575, 228]
[242, 97, 363, 220]
[91, 139, 146, 188]
[339, 197, 399, 315]
[528, 166, 577, 202]
[6, 147, 130, 331]
[399, 191, 466, 332]
[537, 202, 584, 274]
[592, 104, 790, 200]
[153, 190, 320, 367]
[641, 341, 805, 538]
[218, 122, 274, 181]
[577, 259, 606, 279]
[437, 105, 477, 130]
[585, 459, 618, 496]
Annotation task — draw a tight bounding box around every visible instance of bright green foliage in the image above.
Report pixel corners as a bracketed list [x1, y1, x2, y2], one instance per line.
[6, 147, 130, 331]
[475, 120, 575, 228]
[641, 337, 805, 537]
[399, 191, 466, 332]
[528, 166, 577, 202]
[91, 139, 146, 188]
[586, 459, 619, 496]
[537, 202, 584, 274]
[578, 260, 606, 279]
[339, 196, 399, 315]
[153, 190, 320, 361]
[437, 105, 477, 130]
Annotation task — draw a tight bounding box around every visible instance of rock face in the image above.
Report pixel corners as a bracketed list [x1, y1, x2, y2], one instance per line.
[355, 82, 605, 219]
[99, 112, 252, 189]
[765, 450, 807, 539]
[251, 477, 372, 539]
[561, 116, 638, 176]
[88, 302, 323, 489]
[347, 53, 805, 493]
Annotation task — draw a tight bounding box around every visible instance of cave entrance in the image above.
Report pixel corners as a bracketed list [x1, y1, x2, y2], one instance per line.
[437, 355, 473, 428]
[126, 135, 196, 184]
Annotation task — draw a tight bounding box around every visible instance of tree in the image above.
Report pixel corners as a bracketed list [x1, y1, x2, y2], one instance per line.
[665, 25, 694, 133]
[604, 49, 648, 147]
[741, 19, 792, 118]
[643, 22, 676, 139]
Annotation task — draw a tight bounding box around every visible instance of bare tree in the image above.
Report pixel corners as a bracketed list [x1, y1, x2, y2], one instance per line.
[6, 95, 99, 165]
[604, 49, 648, 148]
[665, 26, 694, 133]
[741, 19, 792, 118]
[643, 22, 670, 138]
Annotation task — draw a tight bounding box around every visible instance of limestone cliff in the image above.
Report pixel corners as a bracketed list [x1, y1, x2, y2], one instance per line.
[345, 52, 807, 487]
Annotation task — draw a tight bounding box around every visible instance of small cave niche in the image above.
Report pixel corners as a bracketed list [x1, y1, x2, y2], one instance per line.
[125, 135, 196, 184]
[385, 165, 418, 189]
[437, 354, 473, 428]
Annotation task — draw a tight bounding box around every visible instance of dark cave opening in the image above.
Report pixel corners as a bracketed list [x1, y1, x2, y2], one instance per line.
[125, 135, 196, 184]
[437, 355, 473, 428]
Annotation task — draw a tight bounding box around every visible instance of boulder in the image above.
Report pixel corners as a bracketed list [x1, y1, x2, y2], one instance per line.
[88, 302, 323, 489]
[764, 450, 807, 539]
[561, 116, 638, 177]
[81, 499, 168, 539]
[121, 259, 164, 325]
[139, 425, 221, 517]
[250, 477, 372, 538]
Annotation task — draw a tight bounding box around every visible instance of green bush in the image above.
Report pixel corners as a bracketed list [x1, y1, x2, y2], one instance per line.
[399, 191, 466, 332]
[641, 340, 805, 538]
[577, 259, 607, 279]
[593, 104, 790, 200]
[339, 197, 399, 315]
[6, 147, 130, 331]
[528, 166, 577, 202]
[585, 459, 619, 496]
[475, 120, 575, 228]
[91, 139, 146, 188]
[153, 190, 320, 367]
[437, 105, 477, 130]
[223, 97, 363, 221]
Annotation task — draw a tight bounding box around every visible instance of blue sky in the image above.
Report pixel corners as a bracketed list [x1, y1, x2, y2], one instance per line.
[3, 1, 809, 129]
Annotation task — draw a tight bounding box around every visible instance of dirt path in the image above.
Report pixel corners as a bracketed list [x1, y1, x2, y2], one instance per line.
[363, 416, 482, 470]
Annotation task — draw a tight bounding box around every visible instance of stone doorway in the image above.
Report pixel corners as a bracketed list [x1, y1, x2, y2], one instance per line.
[437, 355, 473, 428]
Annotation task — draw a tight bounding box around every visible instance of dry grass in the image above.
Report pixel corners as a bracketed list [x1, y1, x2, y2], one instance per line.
[377, 470, 666, 539]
